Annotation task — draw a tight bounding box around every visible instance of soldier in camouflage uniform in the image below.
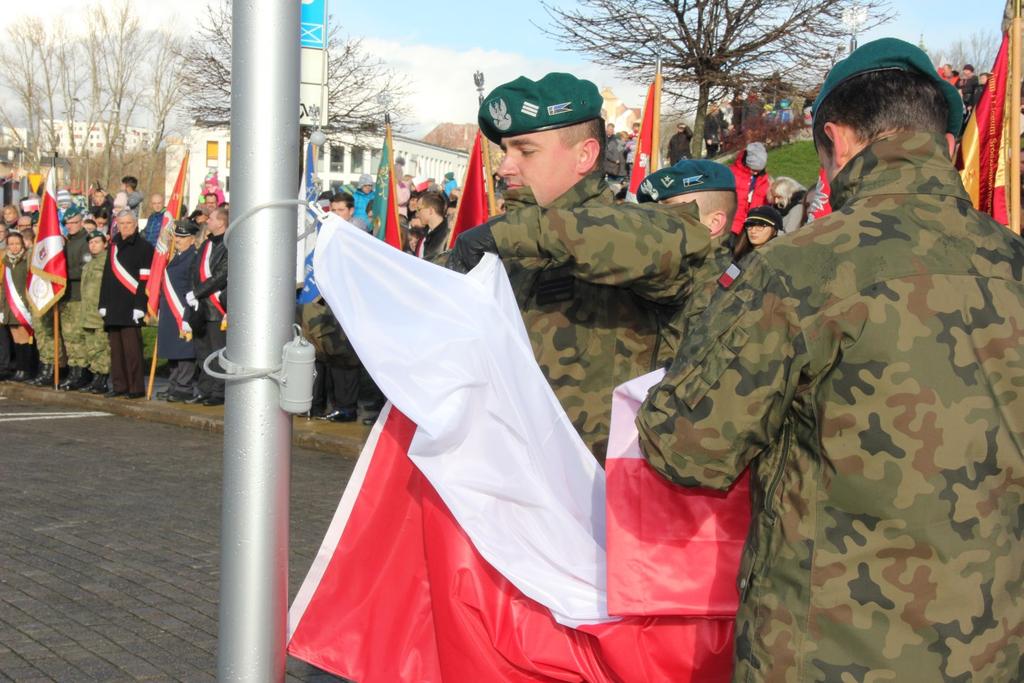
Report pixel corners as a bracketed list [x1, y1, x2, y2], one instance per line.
[636, 159, 738, 364]
[637, 38, 1024, 681]
[78, 230, 110, 393]
[448, 73, 711, 462]
[299, 298, 360, 421]
[58, 205, 93, 390]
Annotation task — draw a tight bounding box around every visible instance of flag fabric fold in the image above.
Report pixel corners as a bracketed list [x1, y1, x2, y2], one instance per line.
[288, 216, 737, 681]
[447, 129, 491, 248]
[27, 169, 67, 316]
[606, 370, 750, 617]
[146, 152, 190, 316]
[626, 69, 662, 201]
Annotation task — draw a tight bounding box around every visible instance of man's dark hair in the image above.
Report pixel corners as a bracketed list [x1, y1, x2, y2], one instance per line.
[121, 175, 138, 190]
[812, 70, 949, 156]
[418, 191, 447, 216]
[91, 205, 111, 221]
[330, 192, 354, 209]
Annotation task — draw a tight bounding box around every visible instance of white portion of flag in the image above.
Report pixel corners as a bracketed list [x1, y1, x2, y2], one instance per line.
[312, 216, 613, 627]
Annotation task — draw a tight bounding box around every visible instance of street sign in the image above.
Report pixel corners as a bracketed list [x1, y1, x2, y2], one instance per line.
[299, 1, 329, 126]
[300, 47, 328, 126]
[300, 0, 327, 49]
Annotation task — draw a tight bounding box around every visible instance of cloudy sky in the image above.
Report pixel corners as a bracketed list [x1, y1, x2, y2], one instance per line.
[0, 0, 1009, 136]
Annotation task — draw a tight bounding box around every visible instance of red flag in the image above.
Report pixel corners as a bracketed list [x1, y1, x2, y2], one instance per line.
[288, 406, 735, 683]
[147, 152, 190, 316]
[447, 130, 491, 249]
[627, 68, 662, 199]
[26, 169, 67, 316]
[958, 31, 1011, 224]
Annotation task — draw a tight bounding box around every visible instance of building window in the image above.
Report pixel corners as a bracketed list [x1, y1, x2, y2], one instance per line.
[330, 145, 345, 174]
[370, 148, 381, 173]
[226, 143, 231, 167]
[206, 141, 219, 166]
[350, 146, 364, 175]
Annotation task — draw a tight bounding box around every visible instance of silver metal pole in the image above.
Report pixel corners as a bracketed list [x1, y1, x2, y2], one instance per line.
[218, 0, 298, 681]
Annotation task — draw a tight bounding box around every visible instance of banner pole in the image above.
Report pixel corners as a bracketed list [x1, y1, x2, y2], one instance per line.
[52, 305, 60, 389]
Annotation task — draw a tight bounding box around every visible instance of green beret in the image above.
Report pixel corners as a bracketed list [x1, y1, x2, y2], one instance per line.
[63, 205, 84, 219]
[478, 72, 603, 144]
[812, 37, 964, 135]
[637, 159, 736, 203]
[87, 229, 107, 241]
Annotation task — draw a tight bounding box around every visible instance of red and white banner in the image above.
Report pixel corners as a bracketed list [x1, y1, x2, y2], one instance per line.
[288, 216, 741, 681]
[4, 265, 34, 334]
[110, 243, 140, 294]
[198, 241, 225, 317]
[147, 151, 189, 316]
[626, 68, 662, 201]
[161, 271, 188, 337]
[26, 168, 67, 316]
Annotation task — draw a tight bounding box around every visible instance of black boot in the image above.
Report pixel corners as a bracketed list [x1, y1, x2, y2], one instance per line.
[59, 366, 81, 391]
[88, 373, 109, 394]
[28, 363, 53, 386]
[73, 367, 94, 390]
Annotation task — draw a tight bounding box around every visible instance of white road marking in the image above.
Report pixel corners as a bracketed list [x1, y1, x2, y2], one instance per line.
[0, 411, 112, 422]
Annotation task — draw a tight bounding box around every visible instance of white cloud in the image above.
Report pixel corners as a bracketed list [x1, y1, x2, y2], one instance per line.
[360, 37, 650, 137]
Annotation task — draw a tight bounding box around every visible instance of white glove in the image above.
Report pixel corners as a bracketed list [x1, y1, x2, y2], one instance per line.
[0, 312, 4, 323]
[181, 321, 192, 334]
[186, 291, 199, 309]
[99, 308, 106, 317]
[132, 309, 145, 323]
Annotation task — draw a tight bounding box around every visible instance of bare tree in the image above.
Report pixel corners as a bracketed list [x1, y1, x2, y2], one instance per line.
[89, 0, 146, 189]
[542, 0, 892, 156]
[931, 31, 1000, 73]
[142, 30, 188, 191]
[0, 17, 46, 167]
[179, 0, 409, 141]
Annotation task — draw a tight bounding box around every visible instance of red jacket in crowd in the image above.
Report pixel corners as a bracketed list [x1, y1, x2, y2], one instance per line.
[729, 151, 771, 234]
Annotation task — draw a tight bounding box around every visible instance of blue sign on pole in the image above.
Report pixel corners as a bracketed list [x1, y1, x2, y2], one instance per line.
[300, 0, 327, 49]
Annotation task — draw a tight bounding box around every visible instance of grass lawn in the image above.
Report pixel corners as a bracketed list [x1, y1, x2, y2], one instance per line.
[766, 140, 820, 188]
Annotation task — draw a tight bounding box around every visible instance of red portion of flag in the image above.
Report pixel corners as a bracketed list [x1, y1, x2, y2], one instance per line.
[383, 164, 403, 250]
[448, 130, 490, 249]
[627, 81, 658, 197]
[606, 459, 750, 616]
[26, 169, 68, 316]
[288, 408, 735, 683]
[147, 152, 190, 316]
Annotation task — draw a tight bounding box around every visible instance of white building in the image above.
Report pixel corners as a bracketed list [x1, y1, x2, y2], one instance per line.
[0, 121, 154, 157]
[175, 124, 469, 206]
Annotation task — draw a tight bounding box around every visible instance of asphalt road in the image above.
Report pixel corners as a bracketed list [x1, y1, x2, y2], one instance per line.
[0, 397, 354, 682]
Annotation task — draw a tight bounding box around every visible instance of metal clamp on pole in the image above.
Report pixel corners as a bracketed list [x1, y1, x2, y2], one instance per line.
[202, 324, 317, 414]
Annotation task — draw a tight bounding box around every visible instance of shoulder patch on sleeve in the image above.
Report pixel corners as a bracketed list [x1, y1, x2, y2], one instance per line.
[718, 262, 742, 289]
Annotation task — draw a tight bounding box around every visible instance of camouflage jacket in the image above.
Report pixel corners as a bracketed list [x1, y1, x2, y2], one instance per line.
[80, 251, 106, 329]
[637, 133, 1024, 682]
[299, 299, 359, 369]
[656, 234, 735, 366]
[490, 173, 710, 462]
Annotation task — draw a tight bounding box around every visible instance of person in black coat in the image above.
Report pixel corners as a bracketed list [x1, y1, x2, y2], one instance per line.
[157, 220, 200, 402]
[98, 210, 155, 398]
[186, 206, 228, 406]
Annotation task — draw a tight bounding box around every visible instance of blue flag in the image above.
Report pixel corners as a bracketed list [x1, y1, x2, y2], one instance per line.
[297, 140, 322, 304]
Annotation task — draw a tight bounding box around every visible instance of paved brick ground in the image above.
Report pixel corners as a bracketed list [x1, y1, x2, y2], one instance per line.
[0, 397, 354, 682]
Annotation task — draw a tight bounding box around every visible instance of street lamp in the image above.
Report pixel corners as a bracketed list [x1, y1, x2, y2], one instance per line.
[842, 4, 869, 53]
[474, 71, 486, 105]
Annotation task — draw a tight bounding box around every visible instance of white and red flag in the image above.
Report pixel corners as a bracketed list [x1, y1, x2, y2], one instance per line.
[26, 168, 67, 316]
[626, 65, 662, 201]
[147, 151, 190, 316]
[288, 216, 744, 681]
